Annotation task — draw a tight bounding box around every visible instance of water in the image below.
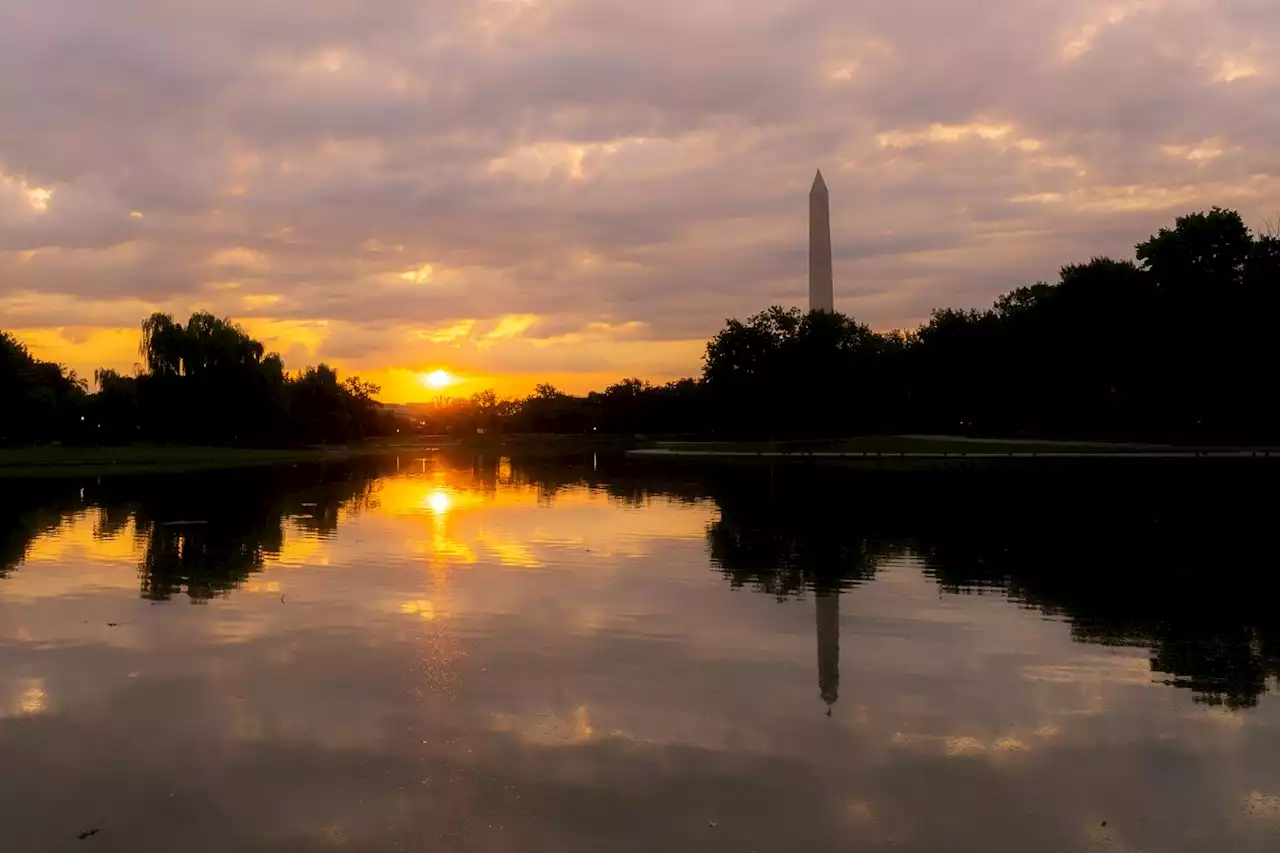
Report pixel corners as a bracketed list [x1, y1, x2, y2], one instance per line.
[3, 454, 1280, 852]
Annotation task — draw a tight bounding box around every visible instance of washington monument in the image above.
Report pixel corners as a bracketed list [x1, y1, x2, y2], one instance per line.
[809, 169, 834, 312]
[816, 590, 840, 712]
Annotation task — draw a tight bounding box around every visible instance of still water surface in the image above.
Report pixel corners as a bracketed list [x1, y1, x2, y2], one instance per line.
[3, 454, 1280, 852]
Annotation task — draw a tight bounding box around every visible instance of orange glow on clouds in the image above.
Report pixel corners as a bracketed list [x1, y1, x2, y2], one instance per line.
[10, 313, 705, 402]
[12, 326, 140, 381]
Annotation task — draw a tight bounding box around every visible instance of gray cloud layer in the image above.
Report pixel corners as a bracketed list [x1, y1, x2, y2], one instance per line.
[1, 0, 1276, 373]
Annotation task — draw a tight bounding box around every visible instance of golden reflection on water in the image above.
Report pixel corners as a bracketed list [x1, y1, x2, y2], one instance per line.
[19, 685, 48, 715]
[425, 489, 452, 516]
[23, 510, 141, 565]
[489, 704, 598, 746]
[400, 600, 437, 622]
[5, 680, 49, 717]
[12, 458, 713, 610]
[377, 468, 684, 571]
[476, 531, 542, 568]
[267, 532, 328, 570]
[8, 457, 1280, 853]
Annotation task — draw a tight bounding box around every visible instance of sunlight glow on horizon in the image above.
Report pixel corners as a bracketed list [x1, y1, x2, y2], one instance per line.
[421, 369, 455, 390]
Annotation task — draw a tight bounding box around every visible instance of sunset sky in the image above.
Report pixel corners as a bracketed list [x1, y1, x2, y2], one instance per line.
[2, 0, 1275, 402]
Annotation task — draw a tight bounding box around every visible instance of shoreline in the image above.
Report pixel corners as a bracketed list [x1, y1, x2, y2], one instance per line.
[0, 442, 445, 478]
[628, 448, 1278, 460]
[6, 434, 1278, 478]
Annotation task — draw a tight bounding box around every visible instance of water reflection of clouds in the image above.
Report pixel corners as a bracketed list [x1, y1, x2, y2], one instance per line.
[3, 679, 49, 717]
[4, 460, 1280, 852]
[2, 598, 1279, 852]
[267, 530, 329, 570]
[299, 471, 716, 583]
[489, 704, 599, 746]
[11, 510, 142, 603]
[888, 731, 1035, 757]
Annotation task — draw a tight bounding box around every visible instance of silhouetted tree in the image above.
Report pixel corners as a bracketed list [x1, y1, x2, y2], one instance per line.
[90, 368, 141, 443]
[8, 206, 1280, 447]
[694, 208, 1280, 443]
[80, 312, 386, 446]
[288, 364, 385, 444]
[507, 385, 580, 433]
[0, 331, 87, 444]
[704, 307, 886, 438]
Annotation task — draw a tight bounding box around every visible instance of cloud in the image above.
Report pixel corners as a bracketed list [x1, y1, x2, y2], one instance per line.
[1, 0, 1276, 396]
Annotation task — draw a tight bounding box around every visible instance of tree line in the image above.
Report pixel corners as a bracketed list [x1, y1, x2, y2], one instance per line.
[415, 207, 1280, 444]
[2, 312, 390, 446]
[5, 207, 1278, 446]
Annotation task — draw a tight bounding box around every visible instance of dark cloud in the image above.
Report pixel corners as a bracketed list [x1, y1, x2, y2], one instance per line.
[0, 0, 1275, 381]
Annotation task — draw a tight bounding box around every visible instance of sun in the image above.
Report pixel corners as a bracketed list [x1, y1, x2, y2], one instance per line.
[425, 489, 451, 515]
[421, 369, 454, 389]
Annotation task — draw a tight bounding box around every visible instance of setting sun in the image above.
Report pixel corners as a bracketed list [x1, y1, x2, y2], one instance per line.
[421, 369, 454, 389]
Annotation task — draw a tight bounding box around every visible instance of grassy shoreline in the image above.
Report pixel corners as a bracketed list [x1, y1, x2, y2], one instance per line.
[0, 441, 446, 478]
[642, 437, 1152, 455]
[0, 434, 635, 478]
[5, 434, 1275, 478]
[628, 436, 1280, 462]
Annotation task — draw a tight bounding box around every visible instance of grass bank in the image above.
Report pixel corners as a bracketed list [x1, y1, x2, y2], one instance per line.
[628, 435, 1280, 461]
[455, 434, 637, 456]
[0, 440, 444, 478]
[639, 436, 1159, 455]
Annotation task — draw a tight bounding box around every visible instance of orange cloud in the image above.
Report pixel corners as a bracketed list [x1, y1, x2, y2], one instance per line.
[11, 326, 141, 380]
[3, 0, 1275, 396]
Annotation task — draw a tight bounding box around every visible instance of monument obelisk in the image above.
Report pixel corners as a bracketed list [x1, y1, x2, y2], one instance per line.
[809, 169, 834, 313]
[816, 590, 840, 711]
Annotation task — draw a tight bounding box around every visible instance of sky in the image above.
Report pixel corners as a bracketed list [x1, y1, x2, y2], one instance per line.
[1, 0, 1276, 402]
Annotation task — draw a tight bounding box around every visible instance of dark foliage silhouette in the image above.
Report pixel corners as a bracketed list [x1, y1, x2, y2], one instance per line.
[7, 208, 1276, 446]
[0, 332, 86, 444]
[1, 312, 390, 446]
[405, 208, 1280, 444]
[701, 209, 1280, 442]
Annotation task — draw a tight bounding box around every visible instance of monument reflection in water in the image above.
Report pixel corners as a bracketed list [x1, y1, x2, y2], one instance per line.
[3, 453, 1280, 853]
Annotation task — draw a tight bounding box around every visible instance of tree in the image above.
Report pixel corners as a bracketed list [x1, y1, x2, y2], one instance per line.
[0, 331, 86, 444]
[514, 384, 593, 433]
[285, 364, 382, 444]
[703, 306, 880, 438]
[139, 313, 185, 377]
[91, 368, 140, 443]
[11, 206, 1280, 448]
[470, 389, 500, 432]
[1136, 207, 1253, 292]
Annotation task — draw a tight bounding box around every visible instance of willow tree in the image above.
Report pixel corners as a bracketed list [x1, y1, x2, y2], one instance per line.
[139, 312, 185, 377]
